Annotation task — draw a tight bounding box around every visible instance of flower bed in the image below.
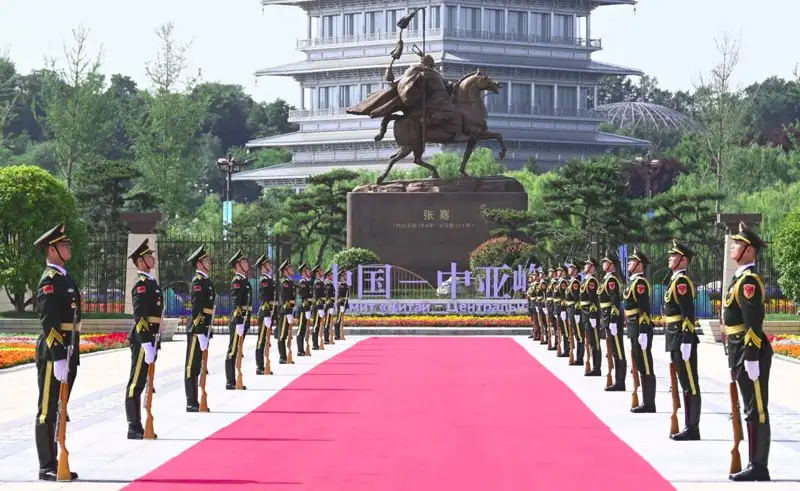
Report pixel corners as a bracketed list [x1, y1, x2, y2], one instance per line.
[769, 334, 800, 360]
[0, 332, 129, 369]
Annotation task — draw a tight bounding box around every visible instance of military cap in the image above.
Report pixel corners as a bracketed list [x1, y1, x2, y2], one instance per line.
[297, 262, 309, 272]
[34, 223, 71, 248]
[228, 249, 245, 267]
[278, 259, 291, 272]
[583, 255, 599, 269]
[556, 263, 565, 271]
[187, 244, 208, 264]
[602, 248, 620, 264]
[667, 238, 694, 262]
[629, 247, 649, 265]
[564, 258, 576, 268]
[324, 266, 333, 276]
[547, 264, 555, 273]
[311, 264, 323, 274]
[254, 253, 271, 268]
[732, 221, 765, 253]
[128, 238, 155, 262]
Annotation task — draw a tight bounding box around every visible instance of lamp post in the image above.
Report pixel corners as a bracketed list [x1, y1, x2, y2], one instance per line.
[216, 153, 255, 230]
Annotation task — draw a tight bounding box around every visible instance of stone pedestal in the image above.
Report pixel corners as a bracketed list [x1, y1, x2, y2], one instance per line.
[347, 176, 528, 285]
[121, 213, 162, 315]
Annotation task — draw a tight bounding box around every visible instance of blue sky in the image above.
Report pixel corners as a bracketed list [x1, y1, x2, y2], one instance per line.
[0, 0, 795, 107]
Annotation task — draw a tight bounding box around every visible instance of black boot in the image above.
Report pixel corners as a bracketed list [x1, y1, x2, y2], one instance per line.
[278, 339, 287, 363]
[37, 423, 78, 481]
[571, 342, 584, 365]
[632, 375, 657, 413]
[670, 393, 701, 441]
[606, 359, 627, 391]
[185, 376, 199, 412]
[126, 397, 144, 439]
[224, 356, 236, 388]
[730, 423, 771, 481]
[587, 349, 602, 376]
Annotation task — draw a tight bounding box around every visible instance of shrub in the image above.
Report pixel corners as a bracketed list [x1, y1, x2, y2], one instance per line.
[331, 247, 380, 271]
[774, 207, 800, 304]
[469, 236, 537, 270]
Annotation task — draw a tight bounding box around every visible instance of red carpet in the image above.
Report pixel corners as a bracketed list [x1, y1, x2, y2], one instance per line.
[125, 337, 675, 490]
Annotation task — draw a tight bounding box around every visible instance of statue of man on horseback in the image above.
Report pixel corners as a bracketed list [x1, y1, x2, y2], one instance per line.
[346, 31, 507, 184]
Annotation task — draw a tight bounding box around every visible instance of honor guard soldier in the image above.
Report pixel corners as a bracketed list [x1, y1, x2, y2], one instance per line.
[625, 247, 656, 413]
[296, 263, 313, 356]
[33, 223, 80, 481]
[581, 255, 602, 376]
[545, 266, 557, 351]
[185, 245, 215, 412]
[335, 269, 350, 339]
[537, 267, 548, 346]
[254, 254, 276, 375]
[324, 268, 336, 344]
[565, 259, 584, 366]
[125, 239, 163, 439]
[725, 222, 772, 481]
[556, 265, 570, 358]
[600, 249, 626, 391]
[311, 265, 326, 350]
[225, 250, 252, 390]
[664, 239, 701, 441]
[526, 271, 539, 340]
[277, 260, 297, 364]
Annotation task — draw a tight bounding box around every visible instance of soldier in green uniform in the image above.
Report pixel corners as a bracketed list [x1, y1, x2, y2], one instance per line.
[254, 254, 275, 375]
[580, 255, 602, 376]
[600, 249, 626, 391]
[536, 267, 548, 346]
[323, 268, 336, 344]
[565, 259, 584, 366]
[526, 271, 540, 341]
[625, 247, 656, 413]
[556, 264, 570, 358]
[664, 239, 701, 441]
[725, 222, 772, 481]
[296, 263, 312, 356]
[545, 266, 558, 351]
[311, 265, 326, 350]
[334, 269, 349, 339]
[225, 250, 252, 390]
[33, 223, 80, 481]
[276, 260, 296, 364]
[185, 245, 215, 412]
[125, 239, 163, 439]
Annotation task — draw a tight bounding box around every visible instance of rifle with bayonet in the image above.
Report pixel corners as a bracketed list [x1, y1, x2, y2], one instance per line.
[55, 309, 78, 481]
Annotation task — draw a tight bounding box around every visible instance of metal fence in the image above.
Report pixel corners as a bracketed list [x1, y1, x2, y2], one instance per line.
[80, 235, 128, 313]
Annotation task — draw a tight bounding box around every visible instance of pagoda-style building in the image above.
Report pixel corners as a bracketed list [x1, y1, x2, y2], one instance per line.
[238, 0, 648, 189]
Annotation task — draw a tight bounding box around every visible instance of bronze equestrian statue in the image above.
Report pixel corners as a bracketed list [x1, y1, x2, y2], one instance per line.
[346, 48, 507, 184]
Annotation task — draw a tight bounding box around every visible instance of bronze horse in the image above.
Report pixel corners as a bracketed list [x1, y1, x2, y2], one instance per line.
[367, 70, 507, 184]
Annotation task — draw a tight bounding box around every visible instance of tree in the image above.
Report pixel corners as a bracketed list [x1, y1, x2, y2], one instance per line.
[0, 166, 86, 311]
[40, 27, 109, 192]
[774, 206, 800, 305]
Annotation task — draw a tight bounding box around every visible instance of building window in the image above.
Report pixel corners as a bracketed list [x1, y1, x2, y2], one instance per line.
[558, 86, 577, 114]
[487, 82, 508, 113]
[511, 83, 531, 114]
[531, 13, 551, 40]
[429, 6, 441, 29]
[553, 14, 574, 41]
[579, 87, 591, 110]
[459, 7, 481, 33]
[445, 6, 458, 30]
[343, 13, 358, 37]
[361, 83, 378, 101]
[408, 8, 422, 31]
[484, 9, 504, 35]
[339, 85, 358, 108]
[535, 85, 554, 115]
[386, 9, 402, 33]
[321, 15, 337, 38]
[365, 11, 382, 35]
[317, 87, 331, 109]
[508, 11, 528, 39]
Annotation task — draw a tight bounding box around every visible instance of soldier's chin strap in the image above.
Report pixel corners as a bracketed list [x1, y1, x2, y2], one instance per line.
[52, 245, 67, 265]
[734, 244, 750, 263]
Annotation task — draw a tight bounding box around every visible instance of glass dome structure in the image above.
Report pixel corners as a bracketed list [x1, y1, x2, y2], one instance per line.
[594, 102, 703, 133]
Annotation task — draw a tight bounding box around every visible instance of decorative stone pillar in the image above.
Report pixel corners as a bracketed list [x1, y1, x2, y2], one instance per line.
[121, 213, 162, 315]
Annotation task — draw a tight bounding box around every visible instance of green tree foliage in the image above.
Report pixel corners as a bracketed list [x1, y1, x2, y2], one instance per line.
[331, 248, 380, 271]
[774, 206, 800, 304]
[0, 166, 86, 311]
[469, 237, 536, 270]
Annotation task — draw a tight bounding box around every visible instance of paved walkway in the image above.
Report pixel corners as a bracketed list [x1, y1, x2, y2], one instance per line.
[0, 334, 798, 490]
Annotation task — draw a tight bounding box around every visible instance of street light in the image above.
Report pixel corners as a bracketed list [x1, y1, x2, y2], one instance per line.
[216, 153, 255, 229]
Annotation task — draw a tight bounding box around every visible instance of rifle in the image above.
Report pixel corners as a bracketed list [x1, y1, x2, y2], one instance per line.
[584, 319, 592, 375]
[669, 362, 680, 436]
[630, 347, 640, 409]
[567, 314, 575, 364]
[555, 313, 562, 355]
[729, 371, 743, 474]
[235, 326, 245, 389]
[605, 330, 614, 387]
[143, 329, 161, 439]
[287, 313, 294, 364]
[56, 309, 78, 481]
[264, 305, 275, 375]
[306, 309, 313, 353]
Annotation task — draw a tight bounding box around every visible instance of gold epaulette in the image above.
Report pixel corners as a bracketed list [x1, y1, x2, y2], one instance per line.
[46, 269, 59, 279]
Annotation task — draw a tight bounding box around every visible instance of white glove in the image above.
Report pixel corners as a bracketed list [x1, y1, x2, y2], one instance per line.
[236, 324, 245, 336]
[318, 309, 325, 319]
[680, 343, 692, 361]
[638, 333, 647, 349]
[142, 342, 156, 364]
[573, 314, 580, 324]
[304, 311, 311, 320]
[589, 318, 597, 328]
[287, 314, 294, 324]
[263, 317, 272, 328]
[328, 308, 334, 315]
[559, 311, 566, 320]
[609, 323, 618, 336]
[197, 333, 209, 351]
[54, 359, 69, 382]
[543, 307, 548, 315]
[744, 360, 760, 380]
[339, 306, 345, 312]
